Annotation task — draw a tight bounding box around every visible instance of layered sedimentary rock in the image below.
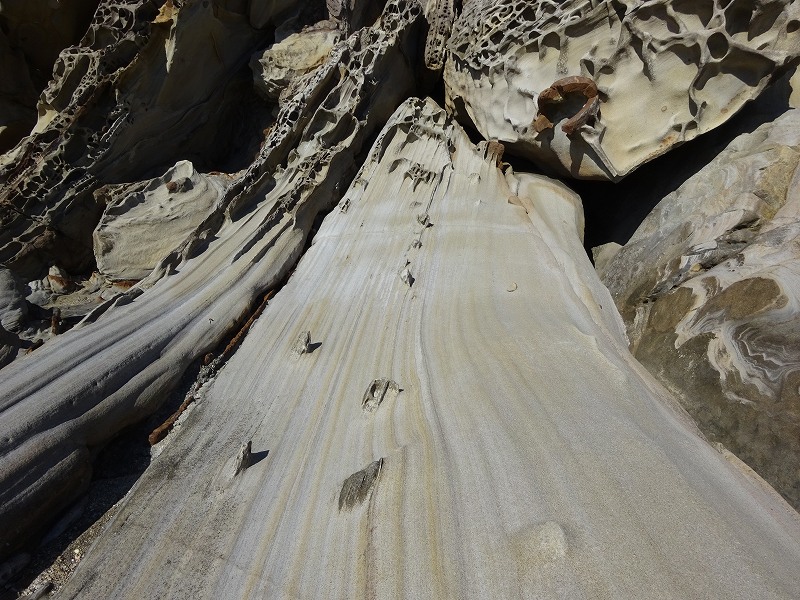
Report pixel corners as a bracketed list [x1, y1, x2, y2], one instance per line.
[0, 0, 422, 562]
[2, 0, 800, 596]
[93, 161, 228, 281]
[56, 97, 800, 599]
[600, 108, 800, 509]
[445, 0, 800, 180]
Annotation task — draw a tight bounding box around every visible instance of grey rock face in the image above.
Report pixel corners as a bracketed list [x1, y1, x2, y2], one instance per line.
[601, 108, 800, 509]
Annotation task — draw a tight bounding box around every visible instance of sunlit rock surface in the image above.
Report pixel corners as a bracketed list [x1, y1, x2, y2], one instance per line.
[0, 0, 99, 152]
[445, 0, 800, 180]
[601, 108, 800, 510]
[251, 25, 341, 101]
[1, 0, 800, 597]
[0, 0, 422, 564]
[93, 161, 228, 282]
[57, 96, 800, 600]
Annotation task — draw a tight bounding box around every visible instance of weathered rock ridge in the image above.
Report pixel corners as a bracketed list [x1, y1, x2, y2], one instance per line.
[1, 0, 800, 597]
[54, 96, 800, 600]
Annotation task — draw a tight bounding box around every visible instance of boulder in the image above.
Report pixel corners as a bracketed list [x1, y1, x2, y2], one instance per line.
[250, 25, 341, 101]
[93, 161, 227, 282]
[445, 0, 800, 180]
[601, 108, 800, 508]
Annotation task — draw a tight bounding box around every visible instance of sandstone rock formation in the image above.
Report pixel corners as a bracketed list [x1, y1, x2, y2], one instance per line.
[445, 0, 800, 179]
[600, 108, 800, 509]
[0, 0, 99, 152]
[2, 0, 800, 597]
[251, 25, 341, 101]
[55, 96, 800, 600]
[93, 161, 228, 281]
[0, 0, 422, 565]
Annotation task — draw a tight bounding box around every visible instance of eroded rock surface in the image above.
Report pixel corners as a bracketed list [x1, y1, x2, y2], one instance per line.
[0, 0, 99, 152]
[1, 0, 800, 596]
[93, 161, 228, 281]
[445, 0, 800, 180]
[0, 0, 422, 563]
[55, 97, 800, 600]
[251, 25, 341, 101]
[601, 108, 800, 509]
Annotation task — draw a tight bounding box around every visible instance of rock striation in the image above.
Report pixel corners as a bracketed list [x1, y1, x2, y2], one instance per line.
[445, 0, 800, 179]
[55, 96, 800, 600]
[600, 108, 800, 509]
[0, 0, 422, 564]
[1, 0, 800, 597]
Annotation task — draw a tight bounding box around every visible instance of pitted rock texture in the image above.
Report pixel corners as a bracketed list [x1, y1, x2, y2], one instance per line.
[0, 0, 99, 152]
[0, 0, 272, 279]
[445, 0, 800, 180]
[93, 161, 228, 281]
[600, 108, 800, 509]
[1, 0, 800, 596]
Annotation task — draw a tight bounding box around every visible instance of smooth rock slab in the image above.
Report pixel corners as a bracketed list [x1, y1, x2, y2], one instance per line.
[58, 98, 800, 599]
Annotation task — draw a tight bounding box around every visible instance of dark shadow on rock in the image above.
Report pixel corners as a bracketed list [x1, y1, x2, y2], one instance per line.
[0, 357, 205, 600]
[576, 67, 797, 257]
[250, 449, 270, 467]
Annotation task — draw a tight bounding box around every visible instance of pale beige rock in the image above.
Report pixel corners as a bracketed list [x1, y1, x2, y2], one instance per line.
[790, 65, 800, 109]
[58, 98, 800, 600]
[601, 108, 800, 509]
[592, 241, 622, 279]
[250, 26, 341, 101]
[0, 0, 423, 562]
[93, 161, 227, 281]
[445, 0, 800, 180]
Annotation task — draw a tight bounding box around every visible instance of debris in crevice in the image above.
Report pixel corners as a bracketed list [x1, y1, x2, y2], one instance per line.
[362, 378, 400, 412]
[338, 458, 384, 510]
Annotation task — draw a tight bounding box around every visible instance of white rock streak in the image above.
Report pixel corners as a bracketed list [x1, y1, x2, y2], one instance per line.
[59, 99, 800, 599]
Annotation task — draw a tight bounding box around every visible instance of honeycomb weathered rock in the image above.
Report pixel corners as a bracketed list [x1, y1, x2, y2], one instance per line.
[445, 0, 800, 180]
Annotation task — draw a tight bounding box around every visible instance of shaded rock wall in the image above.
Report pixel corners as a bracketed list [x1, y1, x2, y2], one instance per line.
[601, 108, 800, 508]
[0, 0, 422, 563]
